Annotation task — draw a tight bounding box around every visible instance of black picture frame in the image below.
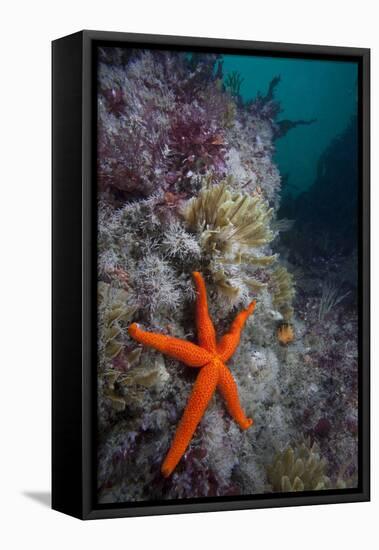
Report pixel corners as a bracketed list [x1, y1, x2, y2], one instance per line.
[52, 30, 370, 520]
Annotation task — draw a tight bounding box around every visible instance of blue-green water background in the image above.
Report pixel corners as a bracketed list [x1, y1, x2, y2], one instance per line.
[222, 55, 358, 196]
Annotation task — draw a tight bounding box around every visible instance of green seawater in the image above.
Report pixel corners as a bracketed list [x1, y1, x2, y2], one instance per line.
[221, 54, 358, 196]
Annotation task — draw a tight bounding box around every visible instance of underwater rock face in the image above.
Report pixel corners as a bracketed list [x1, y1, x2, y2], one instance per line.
[280, 116, 358, 256]
[96, 48, 358, 503]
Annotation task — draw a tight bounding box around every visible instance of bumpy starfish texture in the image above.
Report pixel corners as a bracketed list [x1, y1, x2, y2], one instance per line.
[128, 272, 256, 477]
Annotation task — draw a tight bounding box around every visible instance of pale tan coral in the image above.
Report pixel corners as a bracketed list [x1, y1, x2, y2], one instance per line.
[266, 440, 330, 492]
[98, 282, 136, 362]
[184, 180, 275, 299]
[271, 266, 296, 321]
[244, 278, 268, 292]
[212, 267, 240, 298]
[103, 355, 170, 411]
[184, 180, 274, 257]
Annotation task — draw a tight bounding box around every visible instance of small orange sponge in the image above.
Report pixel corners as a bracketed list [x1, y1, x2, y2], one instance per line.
[277, 323, 295, 345]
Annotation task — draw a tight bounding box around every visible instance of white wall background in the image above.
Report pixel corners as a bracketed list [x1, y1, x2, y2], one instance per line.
[0, 0, 376, 548]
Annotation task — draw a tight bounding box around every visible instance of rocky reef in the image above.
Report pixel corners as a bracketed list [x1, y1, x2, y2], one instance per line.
[96, 48, 358, 503]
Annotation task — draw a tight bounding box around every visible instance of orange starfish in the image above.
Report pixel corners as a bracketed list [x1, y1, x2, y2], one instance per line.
[128, 272, 256, 477]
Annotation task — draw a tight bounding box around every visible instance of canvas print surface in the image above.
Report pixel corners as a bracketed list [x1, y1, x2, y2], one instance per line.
[96, 46, 359, 504]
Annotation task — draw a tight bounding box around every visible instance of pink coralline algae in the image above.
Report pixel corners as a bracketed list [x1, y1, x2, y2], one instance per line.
[97, 50, 231, 203]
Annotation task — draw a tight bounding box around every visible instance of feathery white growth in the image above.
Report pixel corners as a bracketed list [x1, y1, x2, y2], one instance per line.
[131, 254, 182, 315]
[273, 218, 295, 233]
[98, 249, 120, 277]
[318, 283, 351, 321]
[161, 221, 201, 260]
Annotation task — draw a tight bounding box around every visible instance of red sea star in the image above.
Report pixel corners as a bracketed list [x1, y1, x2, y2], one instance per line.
[128, 272, 256, 477]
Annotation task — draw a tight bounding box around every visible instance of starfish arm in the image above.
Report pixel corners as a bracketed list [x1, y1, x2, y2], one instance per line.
[161, 361, 219, 477]
[216, 300, 256, 362]
[128, 323, 211, 367]
[217, 362, 253, 430]
[192, 272, 217, 352]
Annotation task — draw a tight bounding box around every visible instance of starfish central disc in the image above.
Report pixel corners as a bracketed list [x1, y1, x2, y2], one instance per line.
[128, 271, 256, 477]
